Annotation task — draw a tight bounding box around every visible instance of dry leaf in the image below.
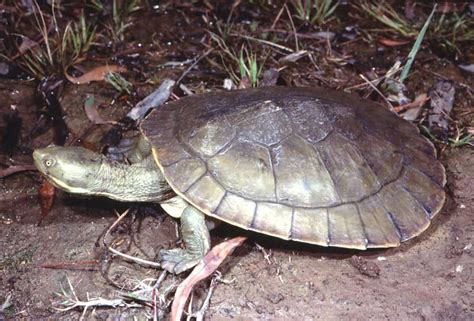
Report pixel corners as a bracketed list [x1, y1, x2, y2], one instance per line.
[37, 178, 55, 226]
[428, 81, 455, 140]
[238, 76, 252, 89]
[171, 236, 247, 321]
[394, 93, 429, 112]
[259, 68, 279, 87]
[378, 38, 411, 47]
[65, 65, 126, 84]
[279, 50, 309, 63]
[83, 95, 116, 125]
[18, 36, 39, 54]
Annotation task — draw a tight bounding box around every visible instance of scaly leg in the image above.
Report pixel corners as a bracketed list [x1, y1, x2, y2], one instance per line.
[160, 205, 211, 274]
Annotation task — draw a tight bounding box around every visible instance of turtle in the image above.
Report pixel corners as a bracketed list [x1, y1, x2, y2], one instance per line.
[33, 87, 446, 274]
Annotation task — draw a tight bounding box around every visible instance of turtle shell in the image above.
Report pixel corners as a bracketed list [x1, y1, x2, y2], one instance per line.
[141, 87, 445, 249]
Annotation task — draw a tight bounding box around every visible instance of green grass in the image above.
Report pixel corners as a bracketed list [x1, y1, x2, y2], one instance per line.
[210, 31, 266, 88]
[359, 1, 417, 37]
[2, 5, 97, 79]
[105, 71, 133, 94]
[291, 0, 338, 26]
[399, 5, 436, 83]
[359, 1, 474, 55]
[89, 0, 141, 48]
[421, 125, 473, 148]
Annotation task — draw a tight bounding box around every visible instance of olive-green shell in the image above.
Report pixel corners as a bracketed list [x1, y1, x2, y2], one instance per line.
[141, 87, 445, 249]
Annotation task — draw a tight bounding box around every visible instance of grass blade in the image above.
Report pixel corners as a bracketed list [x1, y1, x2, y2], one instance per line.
[399, 4, 437, 83]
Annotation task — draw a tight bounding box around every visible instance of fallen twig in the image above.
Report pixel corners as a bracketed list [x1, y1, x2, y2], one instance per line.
[127, 79, 175, 120]
[53, 276, 140, 320]
[0, 164, 36, 178]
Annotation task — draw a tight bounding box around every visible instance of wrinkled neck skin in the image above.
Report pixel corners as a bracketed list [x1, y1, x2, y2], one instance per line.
[93, 156, 174, 202]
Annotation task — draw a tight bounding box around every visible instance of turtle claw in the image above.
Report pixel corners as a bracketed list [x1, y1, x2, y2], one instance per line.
[159, 248, 202, 274]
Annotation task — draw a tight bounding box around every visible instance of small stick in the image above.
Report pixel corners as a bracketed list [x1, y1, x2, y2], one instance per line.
[107, 246, 161, 268]
[176, 48, 214, 85]
[359, 74, 394, 110]
[284, 4, 299, 52]
[270, 4, 286, 29]
[102, 209, 131, 247]
[0, 164, 36, 178]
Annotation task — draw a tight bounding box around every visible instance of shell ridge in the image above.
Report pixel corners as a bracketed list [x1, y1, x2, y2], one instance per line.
[213, 190, 228, 216]
[403, 162, 444, 189]
[268, 146, 279, 203]
[289, 207, 296, 239]
[343, 134, 384, 189]
[355, 202, 370, 248]
[400, 185, 434, 219]
[309, 134, 342, 203]
[206, 130, 239, 159]
[161, 154, 191, 168]
[249, 202, 259, 229]
[181, 168, 207, 194]
[326, 207, 333, 245]
[374, 193, 403, 241]
[197, 159, 407, 210]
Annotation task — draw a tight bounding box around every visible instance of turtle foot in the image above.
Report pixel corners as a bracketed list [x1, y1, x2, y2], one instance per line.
[159, 248, 202, 274]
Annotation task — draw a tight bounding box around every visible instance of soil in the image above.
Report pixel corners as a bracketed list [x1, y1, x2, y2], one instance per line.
[1, 2, 473, 320]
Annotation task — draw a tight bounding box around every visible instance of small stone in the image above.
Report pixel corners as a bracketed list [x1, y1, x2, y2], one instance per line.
[267, 293, 284, 304]
[349, 256, 381, 278]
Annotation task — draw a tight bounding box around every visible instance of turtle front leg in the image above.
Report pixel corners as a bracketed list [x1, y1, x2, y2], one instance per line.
[160, 205, 211, 274]
[106, 134, 151, 163]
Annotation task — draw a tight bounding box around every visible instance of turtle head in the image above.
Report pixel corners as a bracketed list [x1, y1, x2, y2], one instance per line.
[33, 146, 106, 195]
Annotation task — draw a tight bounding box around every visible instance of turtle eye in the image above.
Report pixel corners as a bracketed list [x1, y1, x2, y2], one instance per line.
[43, 158, 55, 167]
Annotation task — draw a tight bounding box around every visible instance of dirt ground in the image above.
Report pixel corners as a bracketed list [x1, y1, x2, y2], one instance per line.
[1, 1, 473, 320]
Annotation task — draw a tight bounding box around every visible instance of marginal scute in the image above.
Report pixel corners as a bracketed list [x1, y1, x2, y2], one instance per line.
[272, 135, 339, 207]
[292, 208, 329, 245]
[215, 193, 256, 228]
[185, 174, 226, 213]
[252, 202, 293, 238]
[399, 167, 445, 219]
[357, 196, 400, 247]
[355, 102, 418, 136]
[328, 203, 367, 249]
[208, 138, 276, 201]
[144, 108, 192, 166]
[403, 147, 446, 186]
[350, 130, 403, 186]
[142, 103, 176, 146]
[317, 133, 380, 202]
[404, 135, 437, 157]
[378, 180, 430, 241]
[163, 158, 206, 193]
[152, 142, 191, 166]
